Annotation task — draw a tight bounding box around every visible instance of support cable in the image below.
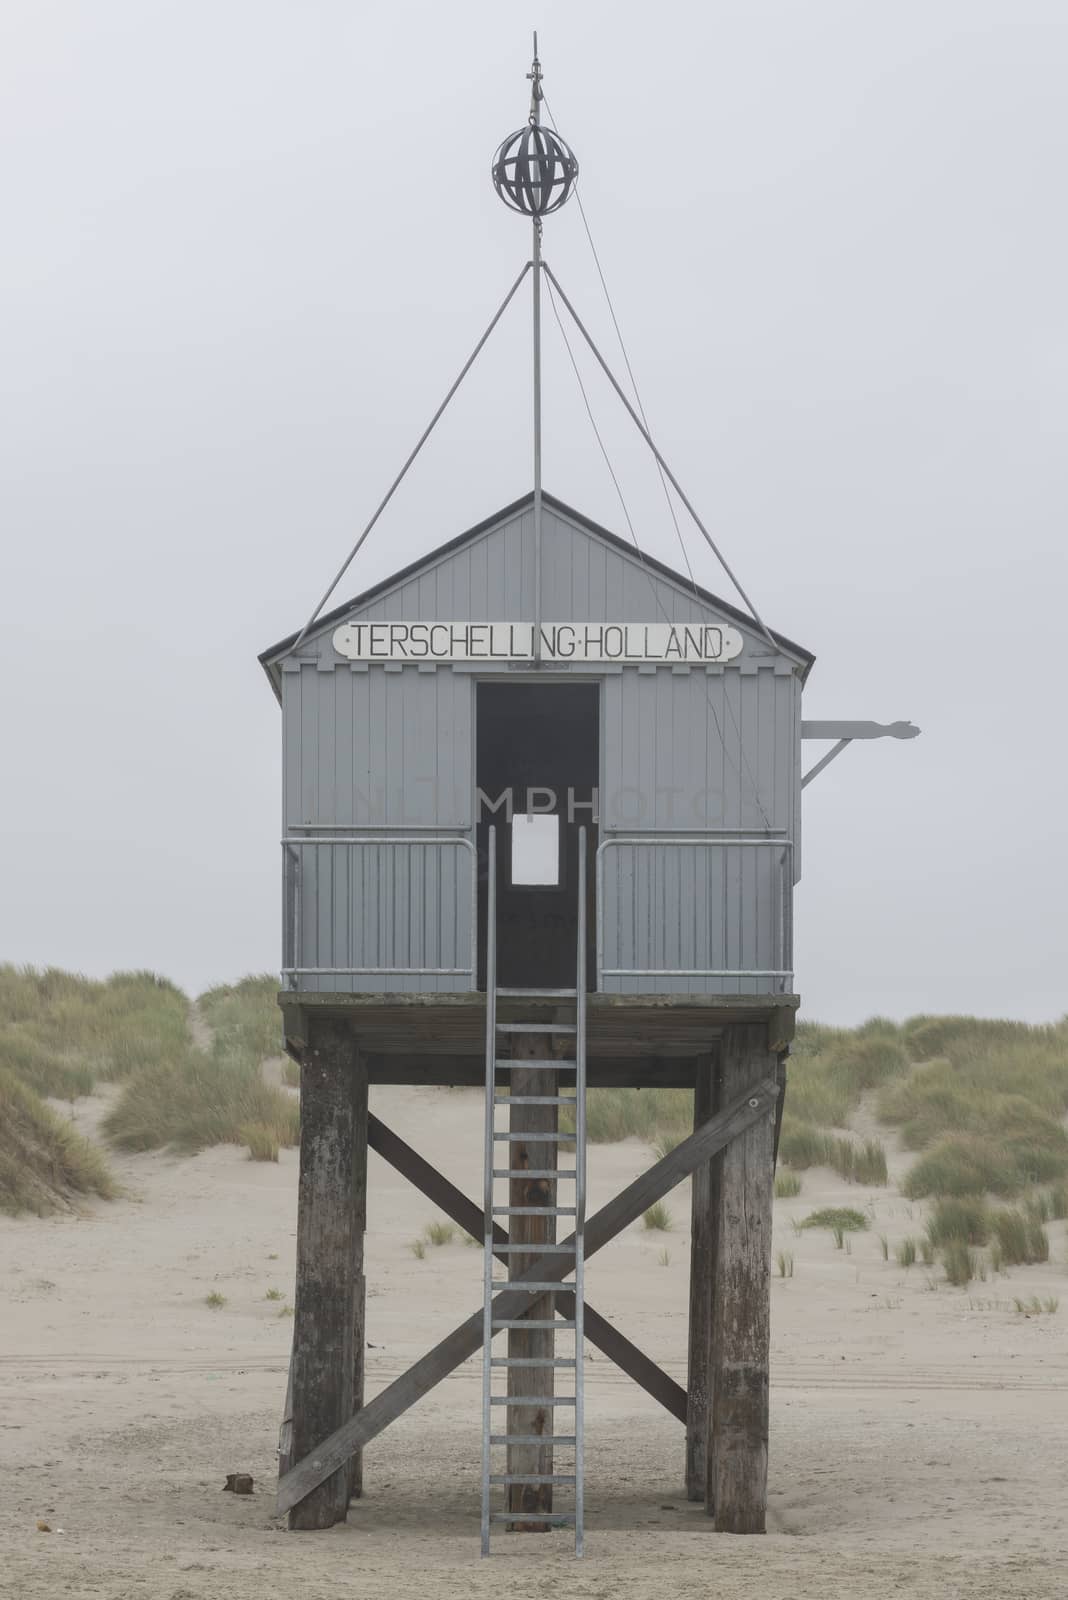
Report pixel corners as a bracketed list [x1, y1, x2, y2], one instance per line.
[542, 93, 697, 593]
[544, 276, 774, 835]
[542, 261, 778, 656]
[288, 261, 533, 654]
[537, 152, 780, 838]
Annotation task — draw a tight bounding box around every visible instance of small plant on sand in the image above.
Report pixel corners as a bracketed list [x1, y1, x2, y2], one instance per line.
[919, 1236, 936, 1266]
[877, 1233, 889, 1260]
[896, 1237, 917, 1268]
[643, 1202, 672, 1232]
[942, 1242, 979, 1287]
[657, 1247, 671, 1267]
[410, 1238, 427, 1260]
[799, 1207, 869, 1234]
[277, 1303, 294, 1318]
[774, 1169, 802, 1199]
[265, 1288, 283, 1301]
[424, 1221, 456, 1248]
[205, 1291, 226, 1308]
[1014, 1295, 1059, 1315]
[243, 1123, 280, 1162]
[776, 1251, 794, 1278]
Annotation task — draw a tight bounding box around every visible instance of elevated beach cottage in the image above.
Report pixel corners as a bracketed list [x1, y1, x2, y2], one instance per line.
[258, 40, 917, 1552]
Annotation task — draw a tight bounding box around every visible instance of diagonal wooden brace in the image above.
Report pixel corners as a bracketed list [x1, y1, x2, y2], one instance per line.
[278, 1075, 778, 1516]
[366, 1114, 687, 1425]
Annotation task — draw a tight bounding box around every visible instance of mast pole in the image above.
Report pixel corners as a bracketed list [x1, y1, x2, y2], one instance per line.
[529, 35, 543, 661]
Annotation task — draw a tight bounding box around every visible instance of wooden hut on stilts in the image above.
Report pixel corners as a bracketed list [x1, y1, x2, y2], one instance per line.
[259, 37, 919, 1552]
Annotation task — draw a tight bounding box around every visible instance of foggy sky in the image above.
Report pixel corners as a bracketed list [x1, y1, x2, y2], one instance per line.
[2, 2, 1066, 1023]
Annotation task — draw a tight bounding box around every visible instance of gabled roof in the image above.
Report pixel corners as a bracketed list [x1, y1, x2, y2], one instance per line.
[259, 490, 815, 697]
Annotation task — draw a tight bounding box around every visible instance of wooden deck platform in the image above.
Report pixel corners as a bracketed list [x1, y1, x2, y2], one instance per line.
[279, 990, 798, 1087]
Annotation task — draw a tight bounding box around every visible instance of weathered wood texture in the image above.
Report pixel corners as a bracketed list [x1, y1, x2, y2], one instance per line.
[686, 1052, 719, 1501]
[349, 1060, 369, 1502]
[289, 1020, 360, 1529]
[279, 1076, 778, 1515]
[507, 1039, 557, 1529]
[709, 1025, 777, 1533]
[365, 1112, 686, 1421]
[281, 990, 798, 1064]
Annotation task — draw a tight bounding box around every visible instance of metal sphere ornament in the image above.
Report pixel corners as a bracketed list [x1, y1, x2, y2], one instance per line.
[492, 123, 578, 218]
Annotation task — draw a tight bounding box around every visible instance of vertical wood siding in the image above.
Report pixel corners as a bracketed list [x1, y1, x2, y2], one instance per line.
[280, 503, 803, 995]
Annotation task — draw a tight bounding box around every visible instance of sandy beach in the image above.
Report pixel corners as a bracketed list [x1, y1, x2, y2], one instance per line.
[2, 1083, 1066, 1600]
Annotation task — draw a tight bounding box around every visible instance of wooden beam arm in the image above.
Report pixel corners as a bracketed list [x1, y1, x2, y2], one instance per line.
[366, 1113, 687, 1424]
[278, 1076, 778, 1516]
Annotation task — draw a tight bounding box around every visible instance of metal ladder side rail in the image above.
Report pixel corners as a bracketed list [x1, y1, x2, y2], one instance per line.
[480, 827, 498, 1557]
[574, 824, 587, 1557]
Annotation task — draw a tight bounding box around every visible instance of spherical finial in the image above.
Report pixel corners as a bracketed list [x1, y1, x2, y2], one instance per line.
[492, 123, 579, 217]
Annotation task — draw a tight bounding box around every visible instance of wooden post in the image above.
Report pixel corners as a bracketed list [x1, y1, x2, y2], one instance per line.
[708, 1023, 776, 1534]
[686, 1050, 718, 1501]
[288, 1018, 359, 1531]
[349, 1052, 369, 1502]
[506, 1032, 557, 1530]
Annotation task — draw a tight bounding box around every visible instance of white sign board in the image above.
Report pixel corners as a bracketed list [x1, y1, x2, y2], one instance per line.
[332, 620, 745, 665]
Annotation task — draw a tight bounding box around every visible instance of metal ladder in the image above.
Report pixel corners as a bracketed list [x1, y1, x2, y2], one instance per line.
[480, 825, 587, 1556]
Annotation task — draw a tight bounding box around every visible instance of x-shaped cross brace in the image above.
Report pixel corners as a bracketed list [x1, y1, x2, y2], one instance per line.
[278, 1075, 778, 1515]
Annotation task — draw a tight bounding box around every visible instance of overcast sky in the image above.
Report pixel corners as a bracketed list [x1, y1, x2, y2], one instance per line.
[2, 2, 1066, 1022]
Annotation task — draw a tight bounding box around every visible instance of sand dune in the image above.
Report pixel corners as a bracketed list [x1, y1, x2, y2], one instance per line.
[2, 1083, 1066, 1599]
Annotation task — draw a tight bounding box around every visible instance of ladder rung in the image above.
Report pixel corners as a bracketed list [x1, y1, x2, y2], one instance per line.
[494, 1059, 576, 1069]
[494, 1244, 574, 1254]
[497, 1281, 567, 1291]
[491, 1357, 576, 1368]
[490, 1474, 577, 1486]
[490, 1396, 576, 1407]
[492, 1206, 576, 1216]
[493, 1132, 570, 1142]
[491, 1434, 576, 1446]
[494, 1094, 574, 1106]
[492, 1319, 575, 1330]
[496, 987, 577, 997]
[490, 1512, 576, 1525]
[494, 1169, 574, 1180]
[496, 1023, 577, 1034]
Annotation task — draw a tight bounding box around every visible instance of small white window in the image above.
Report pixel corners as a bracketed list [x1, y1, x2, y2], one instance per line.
[511, 813, 560, 886]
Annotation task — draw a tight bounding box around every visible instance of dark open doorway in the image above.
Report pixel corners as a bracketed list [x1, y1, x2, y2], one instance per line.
[476, 681, 599, 991]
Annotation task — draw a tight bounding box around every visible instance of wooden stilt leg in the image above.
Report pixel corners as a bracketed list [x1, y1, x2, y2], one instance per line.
[349, 1053, 368, 1503]
[506, 1033, 557, 1531]
[686, 1050, 718, 1501]
[708, 1023, 776, 1534]
[288, 1018, 358, 1531]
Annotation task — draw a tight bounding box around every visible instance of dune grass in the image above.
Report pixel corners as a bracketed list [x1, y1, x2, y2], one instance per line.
[101, 972, 295, 1159]
[559, 1085, 690, 1149]
[925, 1196, 991, 1248]
[0, 964, 192, 1100]
[0, 1068, 116, 1215]
[879, 1019, 1068, 1197]
[991, 1208, 1049, 1265]
[642, 1201, 672, 1232]
[424, 1220, 456, 1247]
[104, 1047, 299, 1156]
[778, 1117, 888, 1186]
[799, 1206, 869, 1233]
[942, 1241, 982, 1288]
[774, 1169, 802, 1199]
[197, 976, 283, 1067]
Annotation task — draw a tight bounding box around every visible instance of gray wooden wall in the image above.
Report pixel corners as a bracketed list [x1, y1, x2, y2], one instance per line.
[268, 499, 806, 995]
